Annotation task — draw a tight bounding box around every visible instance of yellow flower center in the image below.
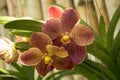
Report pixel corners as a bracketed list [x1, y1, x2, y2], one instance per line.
[61, 35, 71, 44]
[44, 55, 53, 64]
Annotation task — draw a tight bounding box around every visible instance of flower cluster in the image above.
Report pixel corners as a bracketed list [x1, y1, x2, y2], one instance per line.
[0, 5, 94, 77]
[20, 5, 94, 76]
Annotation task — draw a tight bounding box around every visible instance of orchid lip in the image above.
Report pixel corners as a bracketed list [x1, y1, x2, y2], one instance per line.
[61, 34, 71, 44]
[44, 55, 53, 64]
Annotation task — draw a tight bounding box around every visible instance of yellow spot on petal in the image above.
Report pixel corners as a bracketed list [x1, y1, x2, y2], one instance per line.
[44, 56, 53, 64]
[61, 35, 71, 44]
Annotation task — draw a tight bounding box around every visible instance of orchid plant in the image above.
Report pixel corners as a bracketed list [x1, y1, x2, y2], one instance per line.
[0, 4, 120, 80]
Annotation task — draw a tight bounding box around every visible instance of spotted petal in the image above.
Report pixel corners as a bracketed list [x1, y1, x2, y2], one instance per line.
[42, 19, 62, 40]
[48, 5, 63, 18]
[65, 40, 86, 64]
[36, 60, 50, 76]
[60, 8, 80, 32]
[30, 32, 53, 52]
[52, 55, 74, 70]
[20, 48, 43, 66]
[70, 24, 94, 46]
[46, 45, 68, 58]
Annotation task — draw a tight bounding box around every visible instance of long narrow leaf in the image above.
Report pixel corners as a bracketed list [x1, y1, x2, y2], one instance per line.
[111, 30, 120, 58]
[14, 42, 32, 50]
[87, 43, 118, 78]
[106, 4, 120, 51]
[45, 64, 101, 80]
[5, 20, 43, 32]
[11, 30, 33, 37]
[84, 59, 118, 80]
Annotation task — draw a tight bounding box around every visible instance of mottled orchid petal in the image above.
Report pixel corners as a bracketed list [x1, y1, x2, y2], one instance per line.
[65, 40, 86, 64]
[20, 48, 43, 66]
[46, 45, 68, 58]
[60, 8, 80, 32]
[30, 32, 53, 52]
[48, 5, 63, 18]
[70, 24, 94, 46]
[36, 60, 50, 76]
[42, 19, 62, 40]
[52, 56, 74, 70]
[53, 37, 62, 46]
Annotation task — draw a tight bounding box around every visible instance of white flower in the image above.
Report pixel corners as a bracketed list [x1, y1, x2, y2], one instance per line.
[0, 37, 18, 63]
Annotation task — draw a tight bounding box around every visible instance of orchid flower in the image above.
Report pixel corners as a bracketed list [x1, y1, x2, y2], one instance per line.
[20, 32, 74, 76]
[0, 37, 18, 63]
[42, 6, 94, 64]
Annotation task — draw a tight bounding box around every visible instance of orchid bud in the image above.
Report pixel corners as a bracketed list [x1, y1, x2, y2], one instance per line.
[0, 37, 18, 63]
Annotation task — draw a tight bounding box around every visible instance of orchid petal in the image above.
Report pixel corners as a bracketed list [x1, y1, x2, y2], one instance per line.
[0, 37, 11, 55]
[46, 45, 68, 58]
[65, 40, 86, 64]
[42, 19, 62, 40]
[70, 24, 94, 46]
[36, 60, 50, 76]
[60, 8, 80, 32]
[48, 5, 63, 18]
[4, 46, 18, 63]
[52, 55, 74, 70]
[30, 32, 53, 52]
[20, 48, 43, 66]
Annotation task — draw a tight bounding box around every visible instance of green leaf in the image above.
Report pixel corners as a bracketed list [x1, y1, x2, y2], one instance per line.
[10, 63, 22, 72]
[84, 59, 118, 80]
[98, 16, 106, 45]
[11, 30, 33, 37]
[0, 69, 9, 75]
[21, 66, 35, 80]
[80, 63, 109, 80]
[106, 4, 120, 51]
[0, 16, 19, 24]
[46, 64, 101, 80]
[14, 42, 32, 50]
[8, 70, 25, 80]
[87, 43, 118, 78]
[111, 30, 120, 58]
[99, 16, 106, 39]
[36, 76, 42, 80]
[5, 20, 43, 32]
[117, 50, 120, 67]
[0, 75, 17, 80]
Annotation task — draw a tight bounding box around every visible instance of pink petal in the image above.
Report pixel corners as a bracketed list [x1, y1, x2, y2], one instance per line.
[65, 40, 86, 64]
[48, 5, 63, 18]
[42, 19, 62, 40]
[52, 55, 74, 70]
[36, 60, 50, 76]
[20, 48, 43, 66]
[60, 8, 80, 32]
[30, 32, 53, 52]
[46, 45, 68, 58]
[70, 24, 94, 46]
